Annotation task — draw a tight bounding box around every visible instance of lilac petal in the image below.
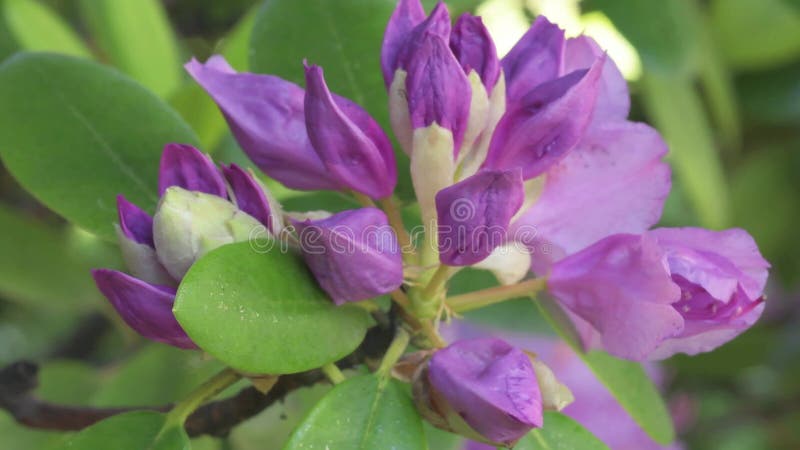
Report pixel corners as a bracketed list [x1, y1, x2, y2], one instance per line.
[185, 56, 339, 191]
[292, 208, 403, 305]
[303, 64, 397, 199]
[514, 121, 671, 272]
[564, 36, 629, 125]
[548, 234, 684, 361]
[158, 143, 227, 198]
[221, 164, 275, 232]
[117, 195, 154, 247]
[450, 13, 500, 92]
[650, 227, 770, 300]
[91, 269, 195, 349]
[502, 16, 565, 103]
[403, 31, 472, 153]
[483, 57, 604, 179]
[428, 338, 542, 445]
[381, 0, 426, 86]
[436, 169, 524, 266]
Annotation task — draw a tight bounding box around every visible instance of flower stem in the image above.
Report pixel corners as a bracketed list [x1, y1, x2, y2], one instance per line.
[446, 277, 547, 313]
[168, 368, 242, 425]
[391, 289, 447, 348]
[379, 196, 415, 263]
[321, 362, 346, 385]
[377, 328, 410, 378]
[351, 191, 377, 208]
[421, 264, 450, 300]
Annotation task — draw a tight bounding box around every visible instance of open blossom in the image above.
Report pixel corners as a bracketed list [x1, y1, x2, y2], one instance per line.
[93, 144, 282, 348]
[547, 228, 770, 360]
[185, 56, 396, 199]
[292, 208, 403, 305]
[415, 338, 542, 447]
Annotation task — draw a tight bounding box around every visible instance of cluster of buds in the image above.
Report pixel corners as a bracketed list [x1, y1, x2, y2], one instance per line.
[91, 0, 769, 446]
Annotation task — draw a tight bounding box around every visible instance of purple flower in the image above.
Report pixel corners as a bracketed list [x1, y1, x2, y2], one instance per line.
[547, 228, 769, 360]
[185, 56, 396, 199]
[435, 169, 524, 266]
[95, 144, 281, 348]
[419, 338, 542, 446]
[292, 208, 403, 305]
[450, 13, 501, 93]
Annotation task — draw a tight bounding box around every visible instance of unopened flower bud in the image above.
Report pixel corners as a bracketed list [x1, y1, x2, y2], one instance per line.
[153, 186, 262, 280]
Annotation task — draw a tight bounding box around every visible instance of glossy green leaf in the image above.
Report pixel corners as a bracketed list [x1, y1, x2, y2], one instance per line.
[640, 72, 729, 229]
[1, 0, 92, 58]
[710, 0, 800, 70]
[536, 300, 675, 445]
[79, 0, 182, 97]
[284, 374, 427, 450]
[0, 204, 99, 308]
[174, 242, 371, 374]
[0, 53, 198, 240]
[512, 412, 609, 450]
[250, 0, 414, 199]
[59, 412, 189, 450]
[590, 0, 697, 74]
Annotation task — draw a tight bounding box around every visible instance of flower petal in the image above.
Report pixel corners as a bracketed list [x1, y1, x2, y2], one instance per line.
[222, 163, 280, 233]
[381, 0, 426, 85]
[501, 16, 565, 103]
[91, 269, 195, 349]
[117, 195, 154, 247]
[436, 169, 524, 266]
[403, 31, 472, 153]
[303, 64, 397, 199]
[293, 208, 403, 304]
[516, 121, 671, 272]
[564, 35, 629, 125]
[450, 13, 500, 92]
[483, 57, 605, 179]
[158, 143, 227, 198]
[548, 234, 684, 361]
[185, 56, 339, 191]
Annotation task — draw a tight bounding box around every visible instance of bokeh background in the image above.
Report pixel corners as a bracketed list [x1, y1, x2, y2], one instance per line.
[0, 0, 798, 449]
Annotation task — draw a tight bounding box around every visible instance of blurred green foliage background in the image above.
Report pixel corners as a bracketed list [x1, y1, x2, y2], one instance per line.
[0, 0, 798, 449]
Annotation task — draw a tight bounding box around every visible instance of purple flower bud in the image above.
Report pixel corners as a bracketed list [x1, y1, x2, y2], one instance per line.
[435, 169, 524, 266]
[303, 64, 397, 199]
[115, 195, 175, 286]
[91, 269, 195, 349]
[483, 56, 605, 179]
[381, 0, 426, 85]
[450, 13, 500, 93]
[185, 56, 340, 191]
[502, 16, 565, 103]
[423, 338, 543, 446]
[402, 31, 472, 153]
[222, 163, 283, 234]
[159, 143, 227, 198]
[292, 208, 403, 305]
[117, 195, 155, 247]
[548, 228, 769, 361]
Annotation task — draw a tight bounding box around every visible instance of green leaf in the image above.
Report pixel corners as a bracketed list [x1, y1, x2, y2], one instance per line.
[1, 0, 92, 58]
[640, 72, 729, 229]
[710, 0, 800, 70]
[58, 412, 189, 450]
[589, 0, 697, 74]
[0, 52, 199, 240]
[284, 374, 427, 449]
[536, 300, 675, 445]
[513, 412, 609, 450]
[174, 242, 371, 374]
[79, 0, 182, 97]
[0, 204, 99, 308]
[250, 0, 414, 199]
